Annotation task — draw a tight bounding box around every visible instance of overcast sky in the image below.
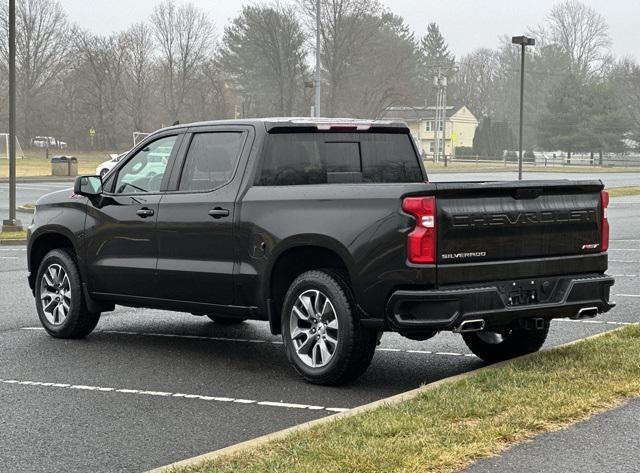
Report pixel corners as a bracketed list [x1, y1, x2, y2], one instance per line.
[60, 0, 639, 60]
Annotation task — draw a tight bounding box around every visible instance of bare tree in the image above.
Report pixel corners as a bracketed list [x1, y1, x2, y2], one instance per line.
[350, 13, 420, 118]
[0, 0, 70, 141]
[219, 3, 308, 117]
[122, 22, 155, 133]
[542, 0, 611, 75]
[454, 48, 500, 117]
[188, 58, 233, 121]
[298, 0, 383, 116]
[75, 30, 129, 149]
[150, 0, 214, 123]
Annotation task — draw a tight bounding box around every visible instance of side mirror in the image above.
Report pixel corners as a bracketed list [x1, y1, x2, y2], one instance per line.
[74, 175, 103, 197]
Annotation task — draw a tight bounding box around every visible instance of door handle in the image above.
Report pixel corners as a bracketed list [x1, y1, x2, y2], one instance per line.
[208, 208, 230, 219]
[136, 208, 155, 218]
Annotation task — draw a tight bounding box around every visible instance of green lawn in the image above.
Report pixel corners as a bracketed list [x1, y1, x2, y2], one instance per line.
[0, 230, 27, 240]
[1, 150, 114, 178]
[608, 186, 640, 197]
[171, 325, 640, 473]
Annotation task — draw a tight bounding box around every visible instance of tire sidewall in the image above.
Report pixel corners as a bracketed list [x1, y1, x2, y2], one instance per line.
[282, 271, 354, 380]
[35, 249, 84, 338]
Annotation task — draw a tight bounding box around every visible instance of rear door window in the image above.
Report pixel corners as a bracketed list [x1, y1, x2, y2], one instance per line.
[256, 133, 423, 186]
[178, 132, 245, 191]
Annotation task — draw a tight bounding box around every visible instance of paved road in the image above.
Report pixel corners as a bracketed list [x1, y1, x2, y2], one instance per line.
[0, 181, 73, 223]
[0, 194, 639, 471]
[466, 398, 640, 473]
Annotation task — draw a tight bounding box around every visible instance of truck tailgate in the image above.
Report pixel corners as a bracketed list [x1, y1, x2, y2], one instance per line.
[435, 180, 606, 265]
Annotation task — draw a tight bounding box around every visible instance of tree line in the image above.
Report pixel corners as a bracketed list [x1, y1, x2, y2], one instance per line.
[0, 0, 637, 156]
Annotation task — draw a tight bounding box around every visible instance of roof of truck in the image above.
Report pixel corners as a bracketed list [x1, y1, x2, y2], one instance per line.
[156, 117, 410, 134]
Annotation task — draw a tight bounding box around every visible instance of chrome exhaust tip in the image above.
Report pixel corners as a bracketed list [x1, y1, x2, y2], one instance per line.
[571, 306, 599, 320]
[454, 319, 486, 333]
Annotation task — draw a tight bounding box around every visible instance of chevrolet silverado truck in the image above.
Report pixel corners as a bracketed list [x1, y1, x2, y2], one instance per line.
[27, 118, 615, 385]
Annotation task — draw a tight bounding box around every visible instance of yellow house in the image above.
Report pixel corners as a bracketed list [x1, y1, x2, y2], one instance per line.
[381, 105, 479, 159]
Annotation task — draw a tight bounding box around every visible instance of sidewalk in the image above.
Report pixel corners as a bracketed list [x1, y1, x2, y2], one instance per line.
[465, 398, 640, 473]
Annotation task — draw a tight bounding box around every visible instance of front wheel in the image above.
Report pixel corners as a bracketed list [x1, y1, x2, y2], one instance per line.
[35, 249, 101, 339]
[282, 270, 377, 385]
[462, 324, 549, 363]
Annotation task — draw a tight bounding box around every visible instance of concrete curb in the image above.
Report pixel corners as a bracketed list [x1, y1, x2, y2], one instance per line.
[18, 205, 35, 214]
[146, 328, 619, 473]
[0, 239, 26, 246]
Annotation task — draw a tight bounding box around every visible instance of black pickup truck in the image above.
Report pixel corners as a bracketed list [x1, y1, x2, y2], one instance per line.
[27, 118, 614, 385]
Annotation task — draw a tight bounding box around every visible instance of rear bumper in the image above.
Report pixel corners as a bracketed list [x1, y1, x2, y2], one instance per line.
[387, 273, 615, 332]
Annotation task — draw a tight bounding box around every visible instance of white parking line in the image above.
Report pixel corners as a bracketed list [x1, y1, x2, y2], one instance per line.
[0, 377, 350, 413]
[0, 257, 19, 260]
[610, 260, 640, 263]
[610, 274, 638, 278]
[614, 294, 640, 298]
[556, 318, 635, 326]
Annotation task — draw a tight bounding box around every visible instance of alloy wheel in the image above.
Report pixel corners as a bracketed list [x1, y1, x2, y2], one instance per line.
[289, 289, 339, 368]
[40, 263, 71, 326]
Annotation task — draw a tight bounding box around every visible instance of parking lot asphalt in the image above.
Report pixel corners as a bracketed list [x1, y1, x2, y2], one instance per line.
[0, 186, 639, 472]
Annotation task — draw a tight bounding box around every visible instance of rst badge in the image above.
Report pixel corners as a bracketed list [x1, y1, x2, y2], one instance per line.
[581, 243, 600, 250]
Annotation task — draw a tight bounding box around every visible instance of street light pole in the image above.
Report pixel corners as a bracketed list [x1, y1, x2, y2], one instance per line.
[2, 0, 21, 232]
[512, 35, 535, 181]
[314, 0, 321, 118]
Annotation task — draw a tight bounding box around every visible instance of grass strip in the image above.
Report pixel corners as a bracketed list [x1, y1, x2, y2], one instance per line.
[608, 186, 640, 198]
[0, 230, 27, 240]
[1, 154, 107, 178]
[172, 325, 640, 473]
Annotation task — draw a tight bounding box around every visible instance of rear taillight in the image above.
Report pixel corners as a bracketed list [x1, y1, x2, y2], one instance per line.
[402, 196, 436, 264]
[601, 190, 609, 252]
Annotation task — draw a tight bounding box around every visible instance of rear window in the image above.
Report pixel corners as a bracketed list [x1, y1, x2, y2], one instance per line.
[255, 133, 423, 186]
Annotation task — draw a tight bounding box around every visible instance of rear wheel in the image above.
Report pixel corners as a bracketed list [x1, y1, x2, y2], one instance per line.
[35, 249, 101, 339]
[282, 270, 377, 385]
[462, 324, 549, 363]
[206, 315, 247, 325]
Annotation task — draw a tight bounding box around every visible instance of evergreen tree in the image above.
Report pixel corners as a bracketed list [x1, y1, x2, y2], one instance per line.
[536, 74, 627, 158]
[420, 23, 454, 104]
[473, 116, 515, 158]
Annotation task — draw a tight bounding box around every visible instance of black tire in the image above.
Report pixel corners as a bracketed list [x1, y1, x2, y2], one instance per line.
[34, 248, 101, 339]
[281, 270, 377, 385]
[462, 324, 549, 363]
[206, 315, 247, 325]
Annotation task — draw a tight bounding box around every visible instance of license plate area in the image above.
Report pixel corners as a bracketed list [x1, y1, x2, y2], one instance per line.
[498, 278, 562, 307]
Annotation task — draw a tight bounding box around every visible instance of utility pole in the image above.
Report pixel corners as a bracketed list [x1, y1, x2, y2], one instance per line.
[441, 76, 448, 168]
[314, 0, 321, 118]
[2, 0, 21, 233]
[512, 35, 535, 181]
[433, 72, 448, 166]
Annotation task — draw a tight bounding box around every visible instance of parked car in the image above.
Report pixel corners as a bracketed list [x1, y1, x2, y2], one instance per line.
[96, 153, 126, 177]
[31, 136, 68, 149]
[27, 118, 615, 385]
